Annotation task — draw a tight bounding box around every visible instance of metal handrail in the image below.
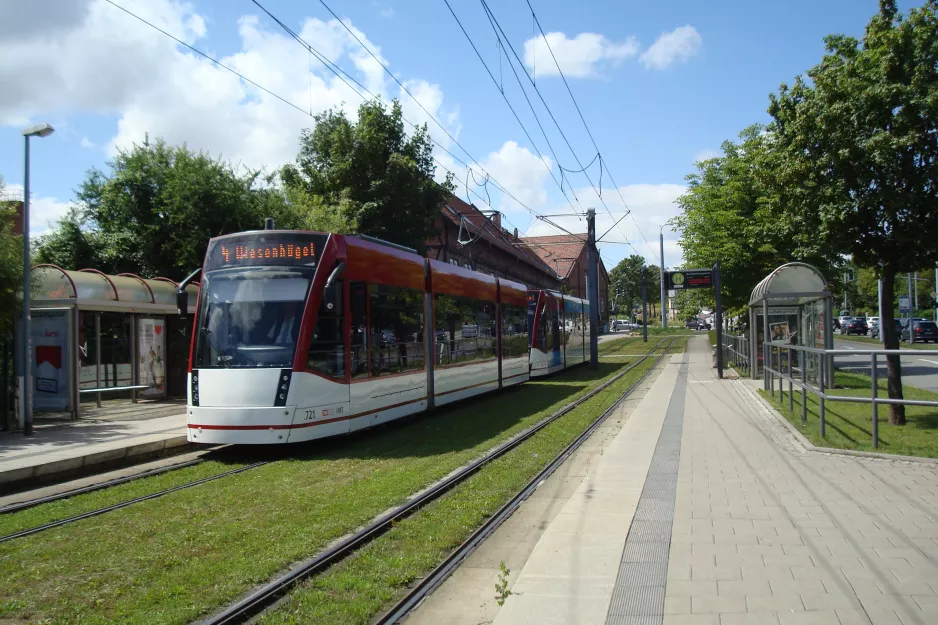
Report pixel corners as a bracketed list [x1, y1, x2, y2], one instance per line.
[762, 340, 938, 449]
[721, 332, 751, 375]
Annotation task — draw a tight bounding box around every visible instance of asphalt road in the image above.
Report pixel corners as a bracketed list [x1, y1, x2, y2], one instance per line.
[833, 338, 938, 393]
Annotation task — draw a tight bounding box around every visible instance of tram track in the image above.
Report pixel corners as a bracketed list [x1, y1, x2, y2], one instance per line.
[199, 338, 675, 625]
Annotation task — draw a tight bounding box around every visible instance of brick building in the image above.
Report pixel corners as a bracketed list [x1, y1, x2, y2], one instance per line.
[426, 197, 560, 290]
[520, 234, 610, 322]
[425, 196, 610, 323]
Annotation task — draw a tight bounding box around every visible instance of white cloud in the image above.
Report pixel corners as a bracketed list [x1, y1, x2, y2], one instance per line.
[477, 141, 552, 216]
[524, 32, 639, 79]
[80, 136, 95, 149]
[0, 0, 461, 180]
[4, 183, 73, 235]
[525, 183, 687, 268]
[693, 148, 720, 163]
[639, 25, 702, 70]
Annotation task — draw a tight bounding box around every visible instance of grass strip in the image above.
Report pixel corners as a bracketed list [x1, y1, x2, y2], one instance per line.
[258, 339, 686, 624]
[0, 342, 670, 625]
[761, 370, 938, 458]
[0, 459, 256, 539]
[836, 334, 938, 350]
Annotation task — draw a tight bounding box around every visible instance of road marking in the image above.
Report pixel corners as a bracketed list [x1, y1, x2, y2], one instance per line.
[844, 346, 856, 350]
[918, 359, 938, 366]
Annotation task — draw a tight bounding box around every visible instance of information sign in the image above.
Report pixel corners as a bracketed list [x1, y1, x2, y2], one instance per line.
[666, 269, 713, 290]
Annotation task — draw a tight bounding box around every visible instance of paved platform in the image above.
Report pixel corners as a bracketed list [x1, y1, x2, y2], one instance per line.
[0, 412, 188, 490]
[430, 334, 938, 625]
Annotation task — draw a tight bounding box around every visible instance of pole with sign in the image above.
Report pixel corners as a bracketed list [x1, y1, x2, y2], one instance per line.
[665, 266, 723, 377]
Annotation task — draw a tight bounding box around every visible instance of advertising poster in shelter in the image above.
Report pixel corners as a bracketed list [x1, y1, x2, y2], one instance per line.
[770, 322, 790, 342]
[138, 318, 166, 399]
[32, 310, 70, 411]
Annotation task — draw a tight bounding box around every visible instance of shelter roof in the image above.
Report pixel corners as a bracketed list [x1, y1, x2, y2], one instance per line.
[749, 262, 829, 307]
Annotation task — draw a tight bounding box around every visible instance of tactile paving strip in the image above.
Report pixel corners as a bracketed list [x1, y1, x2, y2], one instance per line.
[605, 361, 687, 625]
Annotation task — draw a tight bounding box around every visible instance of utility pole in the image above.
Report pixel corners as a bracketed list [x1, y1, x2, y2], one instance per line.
[908, 273, 914, 343]
[641, 266, 648, 343]
[877, 278, 884, 346]
[935, 263, 937, 322]
[714, 261, 723, 378]
[586, 209, 599, 368]
[659, 228, 667, 329]
[915, 271, 920, 312]
[843, 270, 849, 314]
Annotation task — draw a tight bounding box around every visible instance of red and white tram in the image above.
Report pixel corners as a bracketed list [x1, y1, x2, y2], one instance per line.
[527, 290, 590, 376]
[184, 229, 545, 444]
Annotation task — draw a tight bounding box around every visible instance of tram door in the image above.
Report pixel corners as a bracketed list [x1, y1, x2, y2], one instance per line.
[166, 315, 190, 398]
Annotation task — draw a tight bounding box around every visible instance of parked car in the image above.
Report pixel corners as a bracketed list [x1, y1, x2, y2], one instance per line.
[867, 316, 879, 330]
[842, 317, 869, 336]
[902, 320, 938, 343]
[686, 319, 700, 330]
[871, 319, 902, 340]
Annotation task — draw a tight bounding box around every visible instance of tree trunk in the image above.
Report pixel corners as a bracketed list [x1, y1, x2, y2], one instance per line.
[880, 268, 906, 425]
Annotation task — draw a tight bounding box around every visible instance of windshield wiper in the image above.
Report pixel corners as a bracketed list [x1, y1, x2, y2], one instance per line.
[200, 327, 232, 368]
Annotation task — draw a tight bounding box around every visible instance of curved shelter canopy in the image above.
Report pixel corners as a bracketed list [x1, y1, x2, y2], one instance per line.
[749, 262, 829, 307]
[32, 264, 198, 313]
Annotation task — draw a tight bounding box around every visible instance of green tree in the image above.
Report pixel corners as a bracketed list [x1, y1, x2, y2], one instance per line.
[36, 136, 299, 278]
[0, 176, 24, 338]
[282, 99, 454, 253]
[673, 125, 832, 313]
[768, 0, 938, 424]
[609, 255, 645, 317]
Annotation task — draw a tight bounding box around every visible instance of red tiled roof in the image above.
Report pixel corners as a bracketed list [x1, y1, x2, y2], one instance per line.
[520, 234, 589, 280]
[442, 197, 557, 277]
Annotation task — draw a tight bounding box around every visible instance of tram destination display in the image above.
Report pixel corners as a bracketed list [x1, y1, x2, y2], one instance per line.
[204, 232, 328, 270]
[666, 269, 713, 290]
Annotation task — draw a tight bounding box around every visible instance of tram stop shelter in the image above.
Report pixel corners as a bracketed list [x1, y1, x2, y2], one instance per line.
[748, 262, 833, 384]
[20, 264, 199, 420]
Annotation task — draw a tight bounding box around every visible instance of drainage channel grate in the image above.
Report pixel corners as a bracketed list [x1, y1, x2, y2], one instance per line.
[605, 361, 687, 625]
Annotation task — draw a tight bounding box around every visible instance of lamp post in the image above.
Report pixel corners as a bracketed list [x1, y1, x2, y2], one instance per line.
[659, 224, 667, 329]
[20, 123, 55, 436]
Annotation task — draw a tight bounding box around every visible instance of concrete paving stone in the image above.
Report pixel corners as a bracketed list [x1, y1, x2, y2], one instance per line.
[771, 578, 830, 596]
[719, 613, 780, 625]
[692, 566, 743, 581]
[800, 592, 863, 611]
[691, 595, 748, 614]
[715, 555, 768, 570]
[716, 579, 773, 597]
[662, 615, 720, 625]
[790, 566, 838, 583]
[668, 580, 719, 597]
[665, 595, 692, 614]
[736, 544, 787, 558]
[668, 564, 693, 581]
[747, 594, 805, 613]
[765, 555, 817, 569]
[873, 580, 936, 596]
[911, 594, 938, 612]
[507, 575, 616, 598]
[494, 595, 610, 625]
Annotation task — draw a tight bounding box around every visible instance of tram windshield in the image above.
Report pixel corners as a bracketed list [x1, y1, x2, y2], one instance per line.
[194, 267, 314, 369]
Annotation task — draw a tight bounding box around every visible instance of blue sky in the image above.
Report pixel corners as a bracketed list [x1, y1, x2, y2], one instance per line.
[0, 0, 909, 272]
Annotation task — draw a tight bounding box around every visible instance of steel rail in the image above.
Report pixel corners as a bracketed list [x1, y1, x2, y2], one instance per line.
[199, 339, 672, 625]
[0, 457, 211, 515]
[375, 338, 675, 624]
[0, 461, 269, 544]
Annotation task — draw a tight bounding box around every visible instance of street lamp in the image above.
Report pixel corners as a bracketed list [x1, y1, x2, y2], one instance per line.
[20, 122, 54, 436]
[659, 224, 668, 328]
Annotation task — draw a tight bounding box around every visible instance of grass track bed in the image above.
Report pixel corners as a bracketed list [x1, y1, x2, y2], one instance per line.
[762, 370, 938, 458]
[258, 339, 686, 624]
[0, 341, 675, 625]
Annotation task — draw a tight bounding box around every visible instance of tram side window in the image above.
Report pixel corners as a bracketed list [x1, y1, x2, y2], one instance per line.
[308, 279, 344, 378]
[502, 304, 529, 358]
[350, 282, 369, 379]
[434, 295, 496, 365]
[369, 284, 425, 376]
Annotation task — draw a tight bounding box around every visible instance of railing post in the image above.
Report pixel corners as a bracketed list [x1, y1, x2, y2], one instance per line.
[778, 347, 784, 399]
[767, 342, 773, 395]
[870, 352, 879, 449]
[818, 354, 826, 439]
[800, 352, 807, 425]
[788, 347, 794, 412]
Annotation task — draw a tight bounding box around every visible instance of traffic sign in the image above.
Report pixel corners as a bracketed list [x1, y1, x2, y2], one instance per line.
[666, 269, 713, 290]
[899, 295, 911, 313]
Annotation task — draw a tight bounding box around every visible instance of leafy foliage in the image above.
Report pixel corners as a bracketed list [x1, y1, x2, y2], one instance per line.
[36, 136, 299, 279]
[673, 125, 832, 312]
[609, 256, 661, 319]
[0, 176, 24, 337]
[282, 99, 454, 253]
[768, 0, 938, 424]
